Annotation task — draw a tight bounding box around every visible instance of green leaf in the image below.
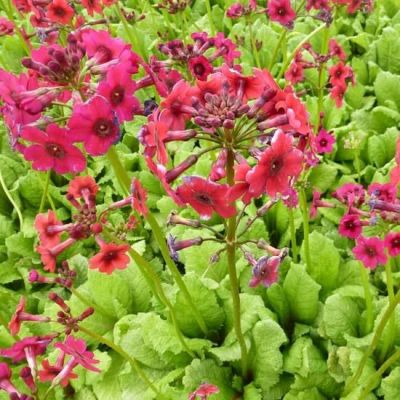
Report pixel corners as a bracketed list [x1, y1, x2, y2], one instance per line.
[320, 293, 360, 345]
[174, 273, 225, 337]
[5, 232, 35, 257]
[283, 264, 321, 324]
[368, 127, 398, 167]
[374, 27, 400, 74]
[374, 71, 400, 111]
[303, 231, 340, 294]
[380, 366, 400, 400]
[252, 319, 287, 394]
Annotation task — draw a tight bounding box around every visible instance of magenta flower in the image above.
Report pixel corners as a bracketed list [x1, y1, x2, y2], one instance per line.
[0, 362, 19, 397]
[68, 96, 120, 156]
[315, 129, 335, 154]
[249, 256, 281, 288]
[189, 383, 219, 400]
[333, 183, 365, 207]
[188, 56, 213, 81]
[54, 336, 100, 372]
[384, 232, 400, 257]
[267, 0, 296, 28]
[353, 236, 387, 269]
[368, 183, 397, 203]
[338, 214, 363, 239]
[97, 62, 140, 122]
[20, 124, 86, 174]
[176, 176, 236, 220]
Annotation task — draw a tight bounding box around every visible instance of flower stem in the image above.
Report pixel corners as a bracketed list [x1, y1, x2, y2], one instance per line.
[359, 263, 374, 335]
[299, 189, 311, 269]
[268, 28, 287, 71]
[226, 143, 248, 378]
[38, 171, 51, 214]
[288, 207, 298, 262]
[107, 146, 208, 336]
[358, 347, 400, 400]
[344, 287, 400, 395]
[78, 325, 161, 396]
[0, 170, 23, 228]
[277, 23, 326, 81]
[205, 0, 215, 35]
[247, 17, 261, 68]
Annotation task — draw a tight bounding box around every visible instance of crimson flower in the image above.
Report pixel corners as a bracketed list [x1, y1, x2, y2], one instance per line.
[329, 62, 353, 87]
[68, 96, 120, 156]
[249, 256, 281, 288]
[246, 130, 303, 198]
[89, 241, 130, 274]
[384, 232, 400, 257]
[20, 124, 86, 174]
[176, 176, 236, 220]
[46, 0, 74, 25]
[131, 178, 148, 216]
[353, 236, 387, 269]
[54, 336, 100, 372]
[188, 56, 213, 81]
[228, 163, 253, 204]
[315, 129, 335, 154]
[329, 39, 346, 61]
[285, 61, 304, 84]
[338, 214, 363, 239]
[34, 210, 63, 247]
[81, 0, 102, 15]
[97, 62, 140, 122]
[267, 0, 296, 27]
[330, 83, 346, 108]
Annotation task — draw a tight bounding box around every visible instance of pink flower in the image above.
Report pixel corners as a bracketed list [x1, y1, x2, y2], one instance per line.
[131, 178, 148, 216]
[368, 183, 397, 203]
[176, 176, 236, 220]
[97, 62, 140, 122]
[333, 183, 365, 207]
[37, 238, 76, 272]
[81, 0, 102, 15]
[353, 236, 387, 269]
[246, 130, 303, 198]
[329, 62, 353, 87]
[8, 297, 26, 336]
[315, 129, 335, 154]
[67, 176, 99, 200]
[46, 0, 74, 25]
[54, 336, 100, 372]
[329, 39, 346, 61]
[189, 383, 219, 400]
[20, 124, 86, 174]
[249, 256, 281, 287]
[0, 17, 14, 36]
[285, 61, 305, 84]
[34, 210, 63, 247]
[38, 356, 78, 387]
[89, 241, 130, 274]
[267, 0, 296, 27]
[330, 83, 346, 108]
[140, 119, 169, 165]
[384, 232, 400, 257]
[68, 96, 120, 156]
[338, 214, 363, 239]
[0, 362, 19, 396]
[227, 162, 254, 204]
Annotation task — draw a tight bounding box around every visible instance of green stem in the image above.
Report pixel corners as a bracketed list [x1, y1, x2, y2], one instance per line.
[0, 170, 23, 227]
[107, 147, 208, 336]
[39, 171, 51, 214]
[126, 246, 196, 357]
[146, 213, 208, 336]
[78, 325, 161, 396]
[226, 144, 248, 378]
[205, 0, 215, 35]
[268, 29, 287, 70]
[277, 23, 326, 81]
[344, 288, 400, 395]
[247, 17, 261, 68]
[359, 263, 374, 335]
[379, 259, 396, 361]
[299, 189, 311, 269]
[358, 348, 400, 400]
[288, 207, 298, 262]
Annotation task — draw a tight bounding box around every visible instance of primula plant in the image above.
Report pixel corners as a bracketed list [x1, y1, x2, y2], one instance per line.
[1, 0, 400, 399]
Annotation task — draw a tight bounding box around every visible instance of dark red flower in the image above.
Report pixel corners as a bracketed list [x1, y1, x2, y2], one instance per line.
[89, 241, 130, 274]
[176, 176, 236, 220]
[188, 56, 213, 81]
[246, 130, 303, 198]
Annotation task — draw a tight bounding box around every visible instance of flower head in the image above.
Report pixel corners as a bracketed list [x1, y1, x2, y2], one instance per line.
[188, 56, 213, 81]
[353, 236, 387, 269]
[338, 214, 363, 239]
[20, 124, 86, 174]
[68, 96, 120, 156]
[384, 232, 400, 257]
[249, 255, 281, 287]
[267, 0, 296, 28]
[46, 0, 74, 25]
[176, 176, 236, 220]
[315, 129, 335, 154]
[67, 176, 99, 200]
[131, 178, 148, 216]
[34, 210, 63, 247]
[189, 383, 219, 400]
[89, 241, 130, 274]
